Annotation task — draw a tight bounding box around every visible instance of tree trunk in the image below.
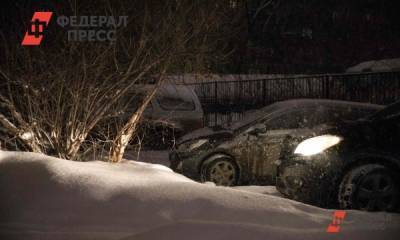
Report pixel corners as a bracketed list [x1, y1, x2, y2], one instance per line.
[109, 85, 159, 162]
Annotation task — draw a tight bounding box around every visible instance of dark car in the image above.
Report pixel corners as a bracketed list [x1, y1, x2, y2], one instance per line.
[276, 100, 400, 212]
[169, 99, 383, 186]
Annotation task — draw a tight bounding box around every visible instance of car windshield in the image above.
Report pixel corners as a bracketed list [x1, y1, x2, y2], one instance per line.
[368, 100, 400, 121]
[227, 103, 284, 132]
[227, 101, 383, 133]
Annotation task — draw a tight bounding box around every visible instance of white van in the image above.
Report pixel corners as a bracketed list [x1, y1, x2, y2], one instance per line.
[143, 84, 204, 133]
[122, 84, 204, 149]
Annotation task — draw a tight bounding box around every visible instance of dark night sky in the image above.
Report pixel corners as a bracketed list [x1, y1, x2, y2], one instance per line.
[1, 0, 400, 73]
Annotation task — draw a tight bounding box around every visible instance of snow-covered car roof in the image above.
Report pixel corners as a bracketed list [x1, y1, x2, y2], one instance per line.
[346, 58, 400, 73]
[127, 84, 195, 98]
[229, 99, 383, 131]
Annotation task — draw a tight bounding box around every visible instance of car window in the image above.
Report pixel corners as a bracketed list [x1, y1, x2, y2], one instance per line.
[264, 107, 324, 130]
[382, 112, 400, 122]
[329, 106, 354, 121]
[369, 100, 400, 121]
[155, 85, 196, 111]
[230, 104, 285, 131]
[323, 106, 377, 123]
[356, 108, 380, 119]
[156, 96, 195, 111]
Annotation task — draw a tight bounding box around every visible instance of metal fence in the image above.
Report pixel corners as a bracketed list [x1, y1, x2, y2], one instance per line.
[185, 71, 400, 127]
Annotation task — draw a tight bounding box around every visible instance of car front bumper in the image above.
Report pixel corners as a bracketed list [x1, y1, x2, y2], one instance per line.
[276, 152, 343, 207]
[169, 150, 208, 181]
[169, 151, 183, 172]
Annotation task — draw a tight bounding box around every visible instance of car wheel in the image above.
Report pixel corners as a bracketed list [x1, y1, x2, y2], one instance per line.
[339, 164, 399, 212]
[201, 154, 239, 186]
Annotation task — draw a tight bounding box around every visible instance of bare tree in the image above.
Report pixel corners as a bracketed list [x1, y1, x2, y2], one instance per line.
[0, 0, 243, 161]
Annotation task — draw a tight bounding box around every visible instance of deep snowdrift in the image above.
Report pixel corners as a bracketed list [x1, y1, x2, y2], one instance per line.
[0, 151, 399, 240]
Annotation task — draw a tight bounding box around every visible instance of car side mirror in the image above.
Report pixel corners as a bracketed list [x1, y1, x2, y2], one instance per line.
[247, 124, 267, 136]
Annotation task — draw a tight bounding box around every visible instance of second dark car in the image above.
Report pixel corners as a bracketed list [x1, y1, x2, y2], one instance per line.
[276, 100, 400, 212]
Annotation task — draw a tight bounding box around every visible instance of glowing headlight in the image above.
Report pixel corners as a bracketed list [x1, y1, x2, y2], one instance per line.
[294, 135, 342, 156]
[189, 139, 209, 151]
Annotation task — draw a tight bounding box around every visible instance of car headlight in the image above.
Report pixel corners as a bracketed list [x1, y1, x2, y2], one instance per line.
[294, 135, 342, 156]
[188, 139, 209, 151]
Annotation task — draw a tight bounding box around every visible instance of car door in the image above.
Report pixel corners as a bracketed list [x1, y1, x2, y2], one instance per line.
[373, 113, 400, 155]
[244, 106, 325, 184]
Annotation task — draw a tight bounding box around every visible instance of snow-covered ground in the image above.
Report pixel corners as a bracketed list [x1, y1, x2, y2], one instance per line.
[233, 185, 283, 197]
[124, 150, 170, 167]
[0, 151, 399, 240]
[124, 150, 284, 196]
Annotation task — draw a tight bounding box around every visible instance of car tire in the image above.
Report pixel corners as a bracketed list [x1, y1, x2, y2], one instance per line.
[201, 154, 239, 186]
[338, 164, 399, 212]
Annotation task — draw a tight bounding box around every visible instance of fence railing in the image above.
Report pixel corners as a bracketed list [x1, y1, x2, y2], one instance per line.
[184, 71, 400, 127]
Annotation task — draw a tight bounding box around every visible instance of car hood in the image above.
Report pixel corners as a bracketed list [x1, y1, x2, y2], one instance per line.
[177, 126, 234, 144]
[286, 119, 372, 141]
[178, 123, 336, 145]
[284, 124, 337, 140]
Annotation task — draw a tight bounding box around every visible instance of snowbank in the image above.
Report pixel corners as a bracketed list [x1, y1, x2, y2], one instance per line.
[233, 185, 283, 197]
[0, 151, 399, 240]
